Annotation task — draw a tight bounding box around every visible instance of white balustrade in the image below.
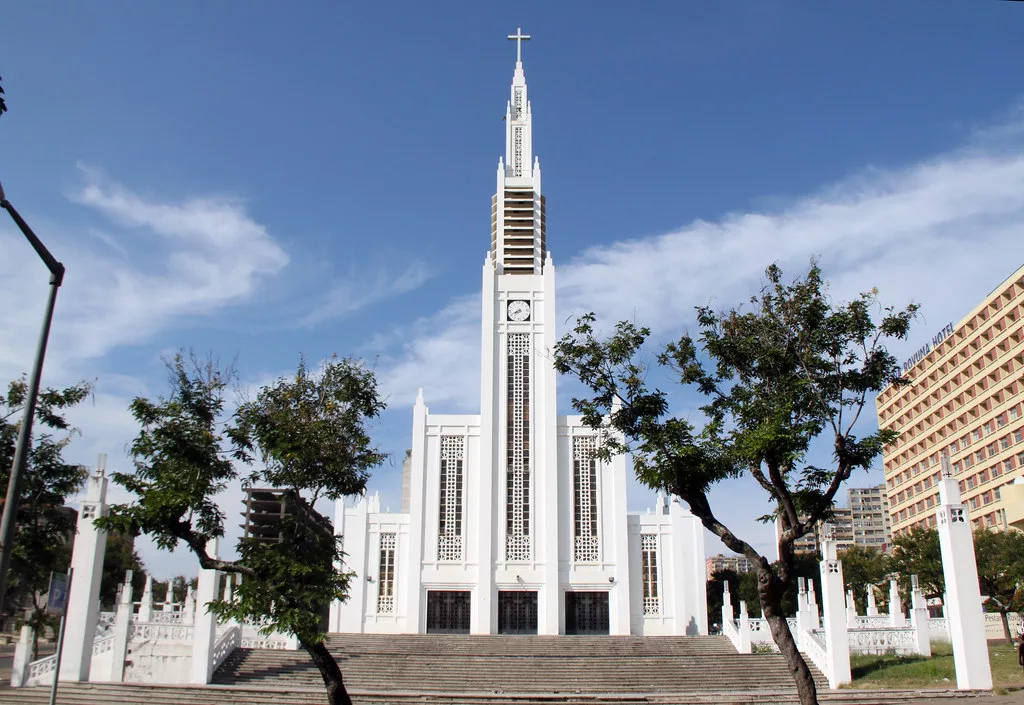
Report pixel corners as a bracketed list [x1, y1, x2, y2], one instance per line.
[241, 637, 294, 649]
[24, 654, 57, 687]
[131, 623, 194, 643]
[852, 615, 891, 629]
[847, 627, 917, 655]
[801, 629, 830, 680]
[211, 625, 241, 674]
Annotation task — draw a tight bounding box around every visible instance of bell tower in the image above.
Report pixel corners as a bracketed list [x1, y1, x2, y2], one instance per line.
[474, 28, 560, 634]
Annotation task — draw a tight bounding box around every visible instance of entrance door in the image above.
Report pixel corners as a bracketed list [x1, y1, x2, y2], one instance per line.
[426, 591, 471, 634]
[565, 591, 609, 635]
[497, 591, 538, 634]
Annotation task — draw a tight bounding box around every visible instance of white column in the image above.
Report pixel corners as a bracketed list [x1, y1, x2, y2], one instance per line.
[60, 469, 109, 682]
[737, 600, 751, 653]
[138, 575, 153, 622]
[846, 588, 858, 626]
[10, 625, 34, 687]
[808, 579, 820, 630]
[795, 578, 809, 650]
[818, 527, 851, 688]
[889, 579, 905, 627]
[936, 454, 992, 690]
[866, 587, 878, 617]
[189, 538, 220, 685]
[183, 585, 195, 623]
[404, 390, 428, 633]
[608, 425, 632, 635]
[109, 571, 135, 682]
[909, 575, 932, 658]
[537, 258, 559, 636]
[722, 581, 734, 628]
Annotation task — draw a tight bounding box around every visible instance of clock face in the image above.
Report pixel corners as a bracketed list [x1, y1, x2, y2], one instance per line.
[507, 300, 531, 322]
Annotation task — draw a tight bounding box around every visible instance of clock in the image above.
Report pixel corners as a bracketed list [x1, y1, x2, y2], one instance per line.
[507, 300, 531, 322]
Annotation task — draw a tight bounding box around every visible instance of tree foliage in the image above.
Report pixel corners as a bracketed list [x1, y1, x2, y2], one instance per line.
[973, 528, 1024, 643]
[99, 532, 146, 608]
[838, 545, 890, 613]
[98, 353, 385, 705]
[0, 75, 7, 118]
[889, 527, 944, 600]
[553, 263, 916, 705]
[1, 376, 92, 633]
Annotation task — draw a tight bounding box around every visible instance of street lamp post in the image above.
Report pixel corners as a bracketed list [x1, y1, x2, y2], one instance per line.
[0, 180, 66, 616]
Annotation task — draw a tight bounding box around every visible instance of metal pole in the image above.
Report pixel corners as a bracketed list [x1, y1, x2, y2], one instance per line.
[48, 566, 72, 705]
[0, 185, 66, 619]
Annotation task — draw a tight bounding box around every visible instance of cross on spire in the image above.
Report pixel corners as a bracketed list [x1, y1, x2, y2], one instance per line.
[507, 27, 530, 63]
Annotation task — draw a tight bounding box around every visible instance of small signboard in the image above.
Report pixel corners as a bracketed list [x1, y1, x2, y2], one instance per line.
[45, 572, 70, 616]
[926, 597, 943, 606]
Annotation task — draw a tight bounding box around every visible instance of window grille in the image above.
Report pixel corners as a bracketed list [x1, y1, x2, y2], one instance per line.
[514, 127, 524, 176]
[438, 436, 465, 561]
[573, 436, 599, 562]
[513, 87, 523, 120]
[640, 534, 660, 615]
[506, 333, 531, 561]
[377, 533, 396, 614]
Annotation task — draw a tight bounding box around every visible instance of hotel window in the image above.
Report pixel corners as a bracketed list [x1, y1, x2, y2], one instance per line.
[949, 440, 959, 453]
[974, 429, 983, 441]
[980, 469, 990, 483]
[977, 450, 986, 462]
[377, 533, 397, 614]
[988, 444, 998, 458]
[964, 455, 974, 469]
[993, 463, 1003, 479]
[967, 476, 977, 489]
[963, 434, 972, 447]
[1005, 459, 1014, 473]
[1011, 407, 1020, 421]
[1001, 436, 1011, 450]
[1014, 429, 1023, 443]
[997, 413, 1006, 427]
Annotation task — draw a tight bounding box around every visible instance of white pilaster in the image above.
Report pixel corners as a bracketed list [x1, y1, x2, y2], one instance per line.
[737, 600, 751, 653]
[60, 469, 108, 682]
[108, 571, 135, 682]
[404, 390, 428, 632]
[189, 538, 220, 685]
[10, 625, 33, 687]
[846, 588, 858, 626]
[936, 454, 992, 690]
[866, 587, 878, 617]
[337, 496, 369, 632]
[138, 575, 153, 622]
[537, 259, 559, 635]
[474, 254, 497, 634]
[909, 576, 932, 658]
[889, 578, 905, 627]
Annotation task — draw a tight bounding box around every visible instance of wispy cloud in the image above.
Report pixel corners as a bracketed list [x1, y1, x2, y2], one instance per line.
[299, 262, 433, 327]
[374, 116, 1024, 416]
[0, 167, 289, 380]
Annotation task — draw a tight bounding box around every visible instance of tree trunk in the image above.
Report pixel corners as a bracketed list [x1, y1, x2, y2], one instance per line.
[757, 567, 818, 705]
[999, 608, 1012, 645]
[302, 638, 353, 705]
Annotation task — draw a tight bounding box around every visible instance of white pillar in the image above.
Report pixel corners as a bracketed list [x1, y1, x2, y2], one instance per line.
[189, 538, 221, 685]
[10, 625, 34, 687]
[808, 579, 820, 630]
[889, 579, 905, 627]
[819, 526, 851, 688]
[138, 575, 153, 622]
[866, 587, 878, 617]
[737, 600, 751, 653]
[722, 581, 734, 628]
[936, 454, 992, 690]
[846, 588, 858, 626]
[109, 571, 135, 682]
[474, 255, 497, 635]
[909, 575, 932, 658]
[795, 578, 809, 650]
[183, 585, 195, 623]
[404, 390, 428, 634]
[60, 468, 109, 682]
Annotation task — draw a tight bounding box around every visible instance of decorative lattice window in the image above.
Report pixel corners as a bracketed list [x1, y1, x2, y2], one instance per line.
[506, 333, 531, 561]
[438, 436, 465, 561]
[573, 436, 599, 563]
[377, 533, 396, 614]
[81, 504, 97, 520]
[513, 127, 523, 177]
[640, 534, 660, 615]
[513, 87, 523, 120]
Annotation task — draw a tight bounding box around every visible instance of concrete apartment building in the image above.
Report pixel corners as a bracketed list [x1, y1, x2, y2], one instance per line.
[705, 554, 754, 581]
[781, 484, 892, 556]
[877, 265, 1024, 536]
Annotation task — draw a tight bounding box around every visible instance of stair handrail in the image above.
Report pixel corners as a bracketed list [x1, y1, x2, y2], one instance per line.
[23, 652, 57, 687]
[211, 624, 241, 674]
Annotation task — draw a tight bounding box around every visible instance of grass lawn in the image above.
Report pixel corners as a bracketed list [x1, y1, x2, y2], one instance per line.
[846, 642, 1024, 690]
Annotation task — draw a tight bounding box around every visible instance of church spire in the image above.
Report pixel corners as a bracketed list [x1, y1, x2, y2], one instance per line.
[492, 27, 545, 274]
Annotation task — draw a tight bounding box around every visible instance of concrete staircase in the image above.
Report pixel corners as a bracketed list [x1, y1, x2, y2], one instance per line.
[0, 634, 987, 704]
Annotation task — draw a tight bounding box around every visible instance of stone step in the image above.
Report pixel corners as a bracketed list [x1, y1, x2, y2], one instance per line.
[0, 683, 989, 705]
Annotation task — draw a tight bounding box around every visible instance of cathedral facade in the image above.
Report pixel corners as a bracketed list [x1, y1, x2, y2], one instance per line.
[330, 32, 707, 637]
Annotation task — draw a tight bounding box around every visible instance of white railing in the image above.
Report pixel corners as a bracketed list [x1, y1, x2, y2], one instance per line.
[851, 615, 891, 629]
[786, 617, 798, 633]
[928, 617, 950, 641]
[241, 636, 293, 649]
[723, 617, 742, 651]
[24, 654, 57, 687]
[131, 622, 194, 643]
[92, 633, 116, 657]
[98, 611, 116, 626]
[149, 611, 184, 624]
[801, 629, 830, 684]
[848, 627, 917, 655]
[211, 625, 241, 674]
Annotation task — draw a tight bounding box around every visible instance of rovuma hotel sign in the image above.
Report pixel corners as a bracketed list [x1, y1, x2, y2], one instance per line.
[899, 322, 955, 376]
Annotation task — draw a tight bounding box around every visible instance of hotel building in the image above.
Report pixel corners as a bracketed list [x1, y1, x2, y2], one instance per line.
[877, 265, 1024, 536]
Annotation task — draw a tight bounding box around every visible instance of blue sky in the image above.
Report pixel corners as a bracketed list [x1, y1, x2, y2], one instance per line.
[3, 2, 1024, 579]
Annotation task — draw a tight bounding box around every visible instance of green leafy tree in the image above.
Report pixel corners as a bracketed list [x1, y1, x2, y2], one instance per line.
[99, 531, 146, 608]
[889, 527, 944, 602]
[1, 377, 92, 639]
[838, 545, 890, 613]
[971, 529, 1024, 644]
[0, 74, 7, 117]
[99, 353, 385, 705]
[553, 263, 915, 705]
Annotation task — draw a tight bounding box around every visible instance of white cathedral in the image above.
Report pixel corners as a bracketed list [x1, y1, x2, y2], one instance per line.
[329, 30, 707, 637]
